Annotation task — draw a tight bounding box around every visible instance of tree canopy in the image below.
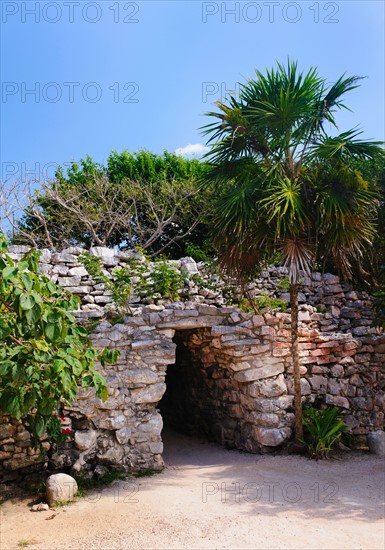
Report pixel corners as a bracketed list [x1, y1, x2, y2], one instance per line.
[202, 60, 384, 439]
[6, 150, 215, 258]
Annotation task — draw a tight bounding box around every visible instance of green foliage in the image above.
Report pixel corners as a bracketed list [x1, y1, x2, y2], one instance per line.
[277, 277, 290, 291]
[234, 294, 288, 314]
[75, 469, 127, 496]
[185, 242, 213, 263]
[46, 415, 71, 446]
[373, 267, 385, 328]
[301, 406, 348, 459]
[255, 295, 288, 313]
[202, 60, 383, 283]
[202, 60, 383, 442]
[12, 151, 216, 258]
[0, 235, 119, 444]
[80, 253, 185, 313]
[80, 253, 138, 314]
[150, 259, 184, 301]
[132, 468, 159, 478]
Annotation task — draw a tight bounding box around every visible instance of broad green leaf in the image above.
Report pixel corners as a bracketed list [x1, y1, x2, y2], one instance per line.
[20, 293, 35, 311]
[2, 266, 18, 281]
[45, 321, 62, 342]
[24, 303, 43, 325]
[21, 272, 33, 291]
[34, 340, 49, 352]
[34, 415, 46, 438]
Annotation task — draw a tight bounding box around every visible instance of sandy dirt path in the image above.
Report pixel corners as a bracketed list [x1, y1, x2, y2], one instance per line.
[1, 430, 384, 550]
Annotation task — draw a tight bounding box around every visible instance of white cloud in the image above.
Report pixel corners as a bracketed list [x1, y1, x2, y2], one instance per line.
[175, 143, 210, 157]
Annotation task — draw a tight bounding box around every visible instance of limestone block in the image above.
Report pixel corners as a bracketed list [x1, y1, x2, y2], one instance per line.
[253, 413, 280, 428]
[98, 414, 127, 431]
[8, 245, 30, 254]
[234, 363, 284, 382]
[58, 276, 81, 287]
[254, 427, 288, 447]
[90, 246, 115, 258]
[149, 441, 164, 454]
[68, 266, 89, 277]
[286, 378, 311, 396]
[51, 252, 78, 263]
[180, 257, 199, 274]
[367, 431, 385, 456]
[131, 340, 161, 350]
[330, 365, 344, 378]
[197, 304, 220, 315]
[229, 361, 251, 372]
[97, 446, 124, 465]
[254, 396, 294, 413]
[46, 473, 78, 506]
[308, 375, 327, 393]
[62, 246, 84, 255]
[131, 383, 166, 404]
[123, 369, 159, 384]
[325, 394, 350, 409]
[0, 423, 16, 438]
[115, 427, 132, 444]
[248, 374, 287, 398]
[74, 430, 97, 451]
[139, 415, 163, 434]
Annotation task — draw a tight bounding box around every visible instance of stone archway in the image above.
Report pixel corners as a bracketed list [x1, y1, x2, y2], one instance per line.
[65, 305, 295, 474]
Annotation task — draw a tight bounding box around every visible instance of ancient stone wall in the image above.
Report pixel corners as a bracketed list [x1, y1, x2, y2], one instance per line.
[1, 246, 384, 481]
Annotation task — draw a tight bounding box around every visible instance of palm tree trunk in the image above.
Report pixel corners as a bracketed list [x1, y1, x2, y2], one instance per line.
[290, 282, 304, 441]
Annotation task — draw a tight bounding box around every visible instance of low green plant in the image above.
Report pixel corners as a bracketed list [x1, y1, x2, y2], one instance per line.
[18, 539, 38, 548]
[185, 243, 211, 263]
[75, 469, 127, 495]
[277, 277, 290, 291]
[150, 259, 184, 301]
[301, 406, 348, 459]
[132, 468, 159, 478]
[255, 294, 288, 313]
[373, 266, 385, 329]
[80, 252, 187, 310]
[80, 253, 137, 314]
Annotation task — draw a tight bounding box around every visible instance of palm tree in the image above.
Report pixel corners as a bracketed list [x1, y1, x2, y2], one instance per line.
[201, 60, 384, 441]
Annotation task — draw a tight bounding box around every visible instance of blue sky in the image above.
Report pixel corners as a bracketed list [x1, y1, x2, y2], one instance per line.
[1, 0, 384, 181]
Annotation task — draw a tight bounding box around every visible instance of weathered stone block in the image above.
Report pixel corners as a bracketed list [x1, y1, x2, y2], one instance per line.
[367, 431, 385, 456]
[123, 369, 159, 384]
[234, 363, 284, 382]
[249, 375, 287, 398]
[74, 430, 97, 451]
[131, 383, 166, 404]
[325, 395, 350, 409]
[254, 427, 289, 447]
[46, 474, 78, 506]
[115, 427, 131, 444]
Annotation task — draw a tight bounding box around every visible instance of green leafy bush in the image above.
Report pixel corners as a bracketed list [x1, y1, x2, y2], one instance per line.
[185, 243, 211, 263]
[277, 277, 290, 291]
[46, 415, 72, 446]
[255, 294, 288, 313]
[373, 266, 385, 329]
[0, 235, 119, 444]
[150, 259, 184, 301]
[80, 253, 185, 311]
[301, 406, 347, 459]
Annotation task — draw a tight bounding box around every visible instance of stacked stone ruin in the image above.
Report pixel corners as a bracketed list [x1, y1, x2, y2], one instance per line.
[1, 245, 384, 481]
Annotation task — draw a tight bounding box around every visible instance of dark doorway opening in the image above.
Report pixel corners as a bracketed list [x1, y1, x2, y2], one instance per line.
[158, 329, 218, 440]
